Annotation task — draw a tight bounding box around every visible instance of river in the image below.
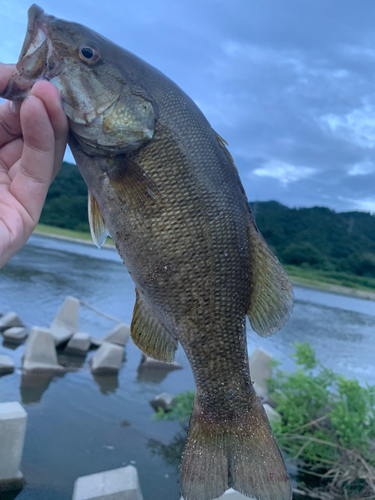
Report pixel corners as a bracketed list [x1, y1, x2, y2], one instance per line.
[0, 235, 374, 500]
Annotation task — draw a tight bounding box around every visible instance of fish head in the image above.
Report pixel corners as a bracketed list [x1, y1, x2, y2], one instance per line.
[1, 4, 156, 154]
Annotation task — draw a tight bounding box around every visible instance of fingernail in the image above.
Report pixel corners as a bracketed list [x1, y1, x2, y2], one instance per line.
[9, 101, 16, 113]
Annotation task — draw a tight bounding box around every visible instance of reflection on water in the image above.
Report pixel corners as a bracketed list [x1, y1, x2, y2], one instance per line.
[0, 235, 374, 500]
[20, 372, 62, 405]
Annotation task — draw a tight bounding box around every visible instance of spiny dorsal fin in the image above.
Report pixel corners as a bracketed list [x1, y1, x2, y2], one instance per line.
[214, 130, 235, 168]
[88, 191, 109, 248]
[247, 218, 294, 337]
[131, 290, 178, 363]
[106, 156, 163, 209]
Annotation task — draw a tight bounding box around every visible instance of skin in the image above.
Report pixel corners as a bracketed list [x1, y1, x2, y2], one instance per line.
[0, 63, 69, 269]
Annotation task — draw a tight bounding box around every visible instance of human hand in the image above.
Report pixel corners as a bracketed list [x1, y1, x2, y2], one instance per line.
[0, 63, 69, 269]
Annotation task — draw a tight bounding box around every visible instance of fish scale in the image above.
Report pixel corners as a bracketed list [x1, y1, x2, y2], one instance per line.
[0, 5, 294, 500]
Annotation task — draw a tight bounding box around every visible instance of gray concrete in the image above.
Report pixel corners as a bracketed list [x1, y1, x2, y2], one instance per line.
[0, 313, 24, 332]
[139, 355, 182, 371]
[249, 348, 273, 399]
[3, 327, 28, 343]
[65, 332, 91, 355]
[0, 355, 15, 376]
[150, 392, 176, 412]
[50, 296, 80, 345]
[181, 488, 253, 499]
[72, 465, 143, 500]
[90, 336, 104, 348]
[90, 342, 124, 374]
[104, 323, 130, 346]
[0, 402, 27, 484]
[23, 327, 64, 372]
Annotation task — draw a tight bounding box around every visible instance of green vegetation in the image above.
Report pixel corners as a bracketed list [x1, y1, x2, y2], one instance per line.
[39, 162, 375, 292]
[153, 390, 195, 422]
[39, 161, 89, 232]
[152, 344, 375, 499]
[269, 342, 375, 499]
[251, 201, 375, 282]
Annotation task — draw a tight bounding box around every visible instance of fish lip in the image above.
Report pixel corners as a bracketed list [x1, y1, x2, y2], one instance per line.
[17, 4, 55, 76]
[19, 5, 49, 60]
[0, 5, 62, 101]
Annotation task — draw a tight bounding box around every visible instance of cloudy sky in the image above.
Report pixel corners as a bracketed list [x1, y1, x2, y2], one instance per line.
[1, 0, 375, 213]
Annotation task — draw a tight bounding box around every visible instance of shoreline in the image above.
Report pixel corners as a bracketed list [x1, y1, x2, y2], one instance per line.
[33, 230, 375, 302]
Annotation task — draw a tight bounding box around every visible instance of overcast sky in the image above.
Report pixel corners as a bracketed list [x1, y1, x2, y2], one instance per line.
[1, 0, 375, 213]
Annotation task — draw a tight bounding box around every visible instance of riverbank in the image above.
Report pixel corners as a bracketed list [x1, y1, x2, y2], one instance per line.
[33, 224, 375, 302]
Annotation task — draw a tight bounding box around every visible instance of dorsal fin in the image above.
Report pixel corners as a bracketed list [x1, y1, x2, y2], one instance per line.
[247, 216, 294, 337]
[214, 129, 236, 168]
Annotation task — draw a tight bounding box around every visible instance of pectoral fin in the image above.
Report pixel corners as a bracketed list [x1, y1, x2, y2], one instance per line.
[131, 290, 178, 363]
[88, 191, 109, 248]
[106, 156, 163, 209]
[247, 217, 294, 337]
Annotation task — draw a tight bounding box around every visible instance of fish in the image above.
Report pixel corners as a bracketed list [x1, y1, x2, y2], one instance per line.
[1, 5, 294, 500]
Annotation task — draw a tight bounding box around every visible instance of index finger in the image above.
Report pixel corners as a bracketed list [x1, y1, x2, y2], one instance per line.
[0, 63, 22, 147]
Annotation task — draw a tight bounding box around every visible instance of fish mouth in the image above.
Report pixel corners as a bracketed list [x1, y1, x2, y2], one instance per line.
[0, 4, 58, 100]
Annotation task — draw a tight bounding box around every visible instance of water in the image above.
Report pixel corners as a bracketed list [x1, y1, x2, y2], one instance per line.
[0, 235, 375, 500]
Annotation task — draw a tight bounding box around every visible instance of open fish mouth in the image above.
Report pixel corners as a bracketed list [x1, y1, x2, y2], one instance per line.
[0, 4, 58, 100]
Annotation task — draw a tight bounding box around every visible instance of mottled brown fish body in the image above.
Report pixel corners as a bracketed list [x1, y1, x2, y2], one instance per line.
[1, 5, 294, 499]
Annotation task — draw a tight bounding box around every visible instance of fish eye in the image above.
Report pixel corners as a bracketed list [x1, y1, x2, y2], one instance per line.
[78, 44, 100, 64]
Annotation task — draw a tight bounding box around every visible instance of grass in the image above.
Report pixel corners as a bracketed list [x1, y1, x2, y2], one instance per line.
[285, 264, 375, 294]
[34, 223, 115, 246]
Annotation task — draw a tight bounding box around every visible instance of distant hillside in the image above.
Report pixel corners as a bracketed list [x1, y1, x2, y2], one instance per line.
[40, 162, 89, 232]
[40, 162, 375, 279]
[250, 201, 375, 278]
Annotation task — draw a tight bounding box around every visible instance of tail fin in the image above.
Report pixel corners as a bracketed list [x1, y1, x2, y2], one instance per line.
[180, 397, 291, 500]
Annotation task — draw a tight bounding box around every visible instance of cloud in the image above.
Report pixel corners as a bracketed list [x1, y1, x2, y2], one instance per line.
[348, 160, 375, 176]
[252, 160, 316, 185]
[321, 100, 375, 148]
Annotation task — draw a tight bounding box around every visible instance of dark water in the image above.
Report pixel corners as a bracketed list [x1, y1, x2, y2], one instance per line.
[0, 235, 374, 500]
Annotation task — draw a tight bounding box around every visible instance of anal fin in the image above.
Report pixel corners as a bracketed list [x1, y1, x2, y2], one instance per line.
[247, 218, 294, 337]
[131, 290, 178, 363]
[88, 191, 109, 248]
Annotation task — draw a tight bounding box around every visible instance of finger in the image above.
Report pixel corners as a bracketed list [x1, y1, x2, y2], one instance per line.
[30, 81, 69, 177]
[0, 63, 22, 147]
[0, 63, 17, 93]
[10, 94, 55, 225]
[0, 137, 23, 174]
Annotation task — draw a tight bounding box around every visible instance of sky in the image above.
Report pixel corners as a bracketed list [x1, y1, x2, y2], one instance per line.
[1, 0, 375, 213]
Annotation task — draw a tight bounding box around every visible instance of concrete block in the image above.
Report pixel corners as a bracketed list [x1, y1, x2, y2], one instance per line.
[0, 313, 24, 331]
[90, 336, 104, 348]
[23, 327, 64, 372]
[0, 402, 27, 483]
[0, 355, 15, 376]
[249, 348, 273, 399]
[50, 296, 80, 345]
[3, 327, 28, 343]
[150, 393, 176, 412]
[263, 403, 282, 424]
[104, 323, 130, 347]
[72, 465, 143, 500]
[139, 355, 182, 371]
[65, 332, 91, 355]
[181, 488, 252, 499]
[90, 342, 124, 374]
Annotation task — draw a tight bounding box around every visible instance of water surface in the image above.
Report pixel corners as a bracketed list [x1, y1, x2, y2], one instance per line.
[0, 235, 374, 499]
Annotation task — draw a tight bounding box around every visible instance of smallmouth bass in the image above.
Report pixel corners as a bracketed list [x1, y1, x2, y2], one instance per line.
[1, 5, 294, 499]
